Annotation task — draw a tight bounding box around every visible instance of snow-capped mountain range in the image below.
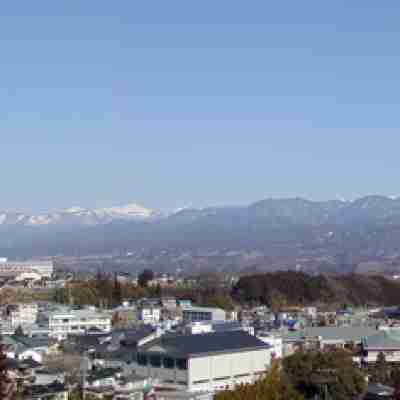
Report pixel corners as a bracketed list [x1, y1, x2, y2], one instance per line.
[0, 203, 157, 226]
[3, 195, 400, 228]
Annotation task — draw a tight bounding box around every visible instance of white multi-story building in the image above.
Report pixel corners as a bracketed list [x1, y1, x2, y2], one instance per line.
[184, 321, 253, 336]
[182, 306, 226, 323]
[9, 303, 39, 327]
[362, 330, 400, 364]
[0, 259, 54, 279]
[49, 308, 111, 340]
[135, 331, 271, 393]
[140, 307, 161, 325]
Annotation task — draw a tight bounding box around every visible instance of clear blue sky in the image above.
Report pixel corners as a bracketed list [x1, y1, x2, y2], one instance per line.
[1, 1, 400, 212]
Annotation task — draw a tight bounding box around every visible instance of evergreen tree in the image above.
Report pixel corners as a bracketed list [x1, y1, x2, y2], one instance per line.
[283, 350, 366, 400]
[215, 362, 303, 400]
[112, 273, 122, 306]
[0, 337, 14, 400]
[13, 326, 25, 337]
[138, 269, 154, 288]
[371, 352, 389, 384]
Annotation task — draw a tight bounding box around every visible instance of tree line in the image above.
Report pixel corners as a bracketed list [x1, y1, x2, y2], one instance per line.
[53, 269, 235, 311]
[232, 271, 400, 308]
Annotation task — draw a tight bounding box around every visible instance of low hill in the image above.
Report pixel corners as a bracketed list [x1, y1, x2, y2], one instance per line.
[232, 272, 400, 307]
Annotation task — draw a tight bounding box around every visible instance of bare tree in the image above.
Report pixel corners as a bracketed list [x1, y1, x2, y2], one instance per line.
[43, 354, 85, 387]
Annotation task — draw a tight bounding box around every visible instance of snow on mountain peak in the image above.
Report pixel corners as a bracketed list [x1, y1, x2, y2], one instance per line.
[93, 203, 154, 219]
[63, 207, 86, 214]
[0, 202, 156, 227]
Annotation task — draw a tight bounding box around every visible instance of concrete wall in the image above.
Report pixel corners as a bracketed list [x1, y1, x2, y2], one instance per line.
[135, 348, 271, 393]
[188, 349, 271, 392]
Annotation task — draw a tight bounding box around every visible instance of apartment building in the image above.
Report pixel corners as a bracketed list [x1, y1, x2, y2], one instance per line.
[362, 330, 400, 364]
[182, 306, 226, 323]
[49, 308, 111, 340]
[0, 259, 54, 279]
[139, 307, 161, 325]
[7, 304, 39, 327]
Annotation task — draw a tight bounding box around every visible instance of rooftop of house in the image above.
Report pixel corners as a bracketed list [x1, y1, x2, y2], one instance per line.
[23, 381, 66, 398]
[187, 321, 243, 334]
[49, 308, 111, 319]
[363, 330, 400, 349]
[65, 333, 112, 353]
[12, 335, 50, 348]
[304, 326, 378, 342]
[86, 367, 122, 384]
[181, 306, 225, 313]
[366, 383, 394, 397]
[1, 335, 50, 355]
[117, 325, 156, 346]
[139, 331, 269, 357]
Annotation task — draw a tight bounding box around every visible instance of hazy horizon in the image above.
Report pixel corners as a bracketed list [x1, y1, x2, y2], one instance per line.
[2, 1, 400, 212]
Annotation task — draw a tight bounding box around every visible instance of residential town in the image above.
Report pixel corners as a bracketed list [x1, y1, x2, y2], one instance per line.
[2, 260, 400, 399]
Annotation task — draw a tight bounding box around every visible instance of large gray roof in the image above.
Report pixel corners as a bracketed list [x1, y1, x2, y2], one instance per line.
[139, 331, 269, 357]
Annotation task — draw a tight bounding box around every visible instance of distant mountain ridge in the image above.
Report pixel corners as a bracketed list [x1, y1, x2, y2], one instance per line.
[4, 195, 400, 263]
[0, 202, 156, 226]
[169, 195, 400, 225]
[2, 195, 400, 227]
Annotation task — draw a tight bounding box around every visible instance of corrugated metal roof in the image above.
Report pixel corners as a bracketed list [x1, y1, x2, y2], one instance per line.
[140, 331, 269, 357]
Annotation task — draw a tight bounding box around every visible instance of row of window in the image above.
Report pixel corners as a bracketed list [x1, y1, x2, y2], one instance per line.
[183, 312, 212, 321]
[163, 380, 187, 385]
[137, 354, 187, 370]
[192, 373, 262, 385]
[52, 318, 109, 323]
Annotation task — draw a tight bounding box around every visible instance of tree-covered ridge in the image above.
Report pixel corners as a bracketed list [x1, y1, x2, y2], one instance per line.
[233, 272, 400, 307]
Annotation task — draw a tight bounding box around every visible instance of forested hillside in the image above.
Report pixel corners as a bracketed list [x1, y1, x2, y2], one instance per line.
[232, 272, 400, 307]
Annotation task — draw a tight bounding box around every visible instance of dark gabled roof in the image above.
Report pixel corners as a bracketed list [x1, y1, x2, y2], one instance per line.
[87, 326, 105, 333]
[366, 383, 394, 397]
[67, 333, 111, 352]
[23, 381, 66, 398]
[139, 331, 269, 357]
[118, 325, 155, 346]
[12, 335, 49, 348]
[19, 357, 42, 369]
[87, 367, 122, 383]
[98, 346, 137, 363]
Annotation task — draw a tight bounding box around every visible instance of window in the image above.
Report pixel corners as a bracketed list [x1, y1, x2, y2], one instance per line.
[163, 357, 175, 369]
[177, 381, 187, 385]
[150, 355, 162, 367]
[137, 354, 148, 366]
[176, 358, 187, 370]
[62, 319, 69, 323]
[193, 379, 209, 385]
[214, 377, 230, 381]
